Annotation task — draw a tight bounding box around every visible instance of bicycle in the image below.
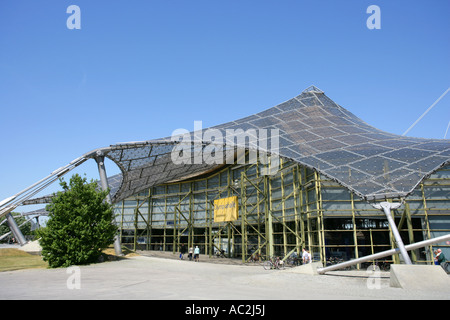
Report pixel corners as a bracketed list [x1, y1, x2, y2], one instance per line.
[326, 256, 344, 267]
[263, 256, 285, 270]
[285, 256, 301, 267]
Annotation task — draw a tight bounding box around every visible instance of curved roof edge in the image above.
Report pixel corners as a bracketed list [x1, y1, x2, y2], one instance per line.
[84, 86, 450, 202]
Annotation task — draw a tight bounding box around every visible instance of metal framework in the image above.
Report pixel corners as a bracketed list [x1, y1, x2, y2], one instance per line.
[116, 156, 450, 266]
[106, 86, 450, 264]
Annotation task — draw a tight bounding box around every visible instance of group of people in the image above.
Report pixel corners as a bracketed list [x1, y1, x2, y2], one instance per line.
[179, 244, 200, 262]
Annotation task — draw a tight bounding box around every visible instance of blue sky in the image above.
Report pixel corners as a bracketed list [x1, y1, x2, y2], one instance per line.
[0, 0, 449, 212]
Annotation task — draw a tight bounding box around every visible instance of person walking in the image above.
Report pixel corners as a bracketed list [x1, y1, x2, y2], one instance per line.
[179, 244, 187, 260]
[194, 246, 200, 262]
[302, 248, 311, 264]
[188, 246, 194, 261]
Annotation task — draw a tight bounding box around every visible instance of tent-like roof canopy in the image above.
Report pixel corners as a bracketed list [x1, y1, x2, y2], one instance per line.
[87, 86, 450, 202]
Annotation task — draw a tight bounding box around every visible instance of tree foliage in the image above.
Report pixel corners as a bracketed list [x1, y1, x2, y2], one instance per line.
[37, 174, 117, 268]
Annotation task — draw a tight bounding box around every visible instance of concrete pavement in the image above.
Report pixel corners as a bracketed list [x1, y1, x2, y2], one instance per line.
[0, 253, 449, 300]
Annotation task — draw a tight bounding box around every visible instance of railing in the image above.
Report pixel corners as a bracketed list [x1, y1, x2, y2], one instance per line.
[317, 234, 450, 274]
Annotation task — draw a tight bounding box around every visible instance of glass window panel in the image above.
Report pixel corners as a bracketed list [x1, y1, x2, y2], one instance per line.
[316, 150, 363, 167]
[350, 156, 404, 176]
[306, 138, 347, 152]
[321, 187, 351, 201]
[407, 156, 449, 172]
[276, 99, 303, 112]
[383, 148, 434, 163]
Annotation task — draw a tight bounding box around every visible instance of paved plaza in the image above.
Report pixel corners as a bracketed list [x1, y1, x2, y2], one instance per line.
[0, 251, 449, 300]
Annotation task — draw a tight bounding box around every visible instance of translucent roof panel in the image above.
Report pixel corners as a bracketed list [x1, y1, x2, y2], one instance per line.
[96, 86, 449, 202]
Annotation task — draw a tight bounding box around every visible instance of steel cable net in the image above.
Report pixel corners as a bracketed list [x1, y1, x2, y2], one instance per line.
[106, 143, 221, 202]
[105, 86, 450, 203]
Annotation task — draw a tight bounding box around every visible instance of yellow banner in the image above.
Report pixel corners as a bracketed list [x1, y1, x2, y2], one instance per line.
[214, 196, 239, 222]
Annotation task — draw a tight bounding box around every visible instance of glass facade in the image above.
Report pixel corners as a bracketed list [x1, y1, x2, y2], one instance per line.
[114, 156, 450, 268]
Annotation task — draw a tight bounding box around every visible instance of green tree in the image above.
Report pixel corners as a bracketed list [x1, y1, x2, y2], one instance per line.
[37, 174, 117, 268]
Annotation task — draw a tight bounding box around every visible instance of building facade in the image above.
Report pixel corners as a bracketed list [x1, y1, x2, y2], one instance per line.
[115, 156, 450, 266]
[5, 86, 448, 267]
[102, 86, 450, 267]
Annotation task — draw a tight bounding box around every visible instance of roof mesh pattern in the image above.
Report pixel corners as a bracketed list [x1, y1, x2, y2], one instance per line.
[104, 87, 450, 202]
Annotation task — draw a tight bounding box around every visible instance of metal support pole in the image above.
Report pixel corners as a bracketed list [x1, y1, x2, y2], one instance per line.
[317, 233, 450, 274]
[265, 175, 274, 258]
[240, 171, 246, 262]
[6, 213, 27, 245]
[95, 154, 123, 256]
[373, 202, 412, 265]
[0, 156, 87, 219]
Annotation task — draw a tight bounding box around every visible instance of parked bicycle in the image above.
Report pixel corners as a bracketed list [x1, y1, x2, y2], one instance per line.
[263, 256, 285, 270]
[285, 255, 301, 267]
[325, 256, 356, 271]
[325, 256, 345, 267]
